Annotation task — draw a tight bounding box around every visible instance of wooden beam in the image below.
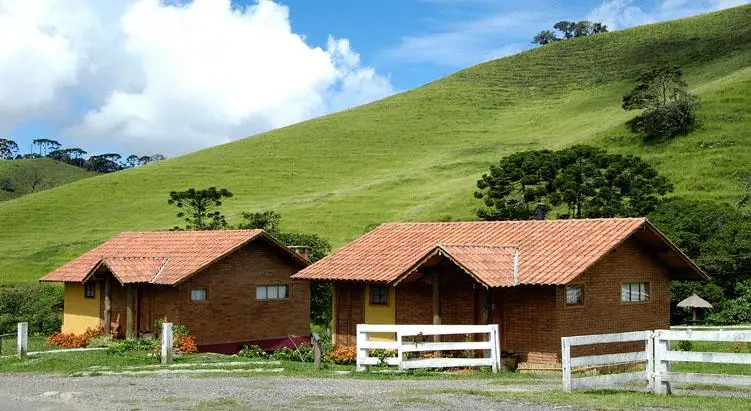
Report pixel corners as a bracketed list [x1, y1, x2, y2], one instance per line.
[103, 277, 111, 336]
[126, 286, 136, 340]
[432, 271, 441, 344]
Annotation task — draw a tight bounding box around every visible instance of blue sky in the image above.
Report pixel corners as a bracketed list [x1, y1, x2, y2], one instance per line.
[2, 0, 747, 157]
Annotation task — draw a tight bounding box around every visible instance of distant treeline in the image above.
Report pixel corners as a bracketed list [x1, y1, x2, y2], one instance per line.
[532, 20, 608, 45]
[0, 138, 165, 173]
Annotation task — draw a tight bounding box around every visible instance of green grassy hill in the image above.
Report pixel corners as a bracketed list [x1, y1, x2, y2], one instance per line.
[1, 6, 750, 284]
[0, 159, 98, 202]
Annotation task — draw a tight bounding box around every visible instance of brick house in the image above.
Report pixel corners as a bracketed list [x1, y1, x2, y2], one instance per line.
[292, 218, 707, 366]
[40, 230, 311, 352]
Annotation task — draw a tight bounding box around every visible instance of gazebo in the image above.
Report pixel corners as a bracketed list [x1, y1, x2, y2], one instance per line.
[677, 294, 713, 324]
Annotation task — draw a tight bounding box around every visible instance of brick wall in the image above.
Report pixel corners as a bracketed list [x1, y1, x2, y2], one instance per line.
[104, 239, 310, 346]
[496, 285, 559, 364]
[334, 282, 364, 346]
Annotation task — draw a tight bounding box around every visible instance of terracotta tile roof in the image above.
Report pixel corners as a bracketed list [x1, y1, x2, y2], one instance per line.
[102, 257, 168, 284]
[40, 230, 307, 285]
[292, 218, 705, 286]
[434, 245, 518, 287]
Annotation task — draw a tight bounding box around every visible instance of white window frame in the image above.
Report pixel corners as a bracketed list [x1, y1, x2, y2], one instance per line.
[190, 288, 208, 302]
[256, 285, 289, 301]
[621, 282, 649, 303]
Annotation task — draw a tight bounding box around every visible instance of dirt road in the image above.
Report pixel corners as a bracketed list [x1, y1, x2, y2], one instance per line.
[0, 374, 567, 410]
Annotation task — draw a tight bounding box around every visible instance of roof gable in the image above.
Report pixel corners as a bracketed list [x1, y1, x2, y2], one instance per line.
[41, 230, 308, 285]
[292, 218, 706, 286]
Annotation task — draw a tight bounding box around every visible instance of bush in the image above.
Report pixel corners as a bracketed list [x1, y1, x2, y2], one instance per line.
[326, 346, 356, 365]
[45, 327, 102, 348]
[628, 99, 697, 142]
[175, 335, 198, 354]
[675, 340, 693, 352]
[238, 344, 268, 359]
[87, 335, 116, 348]
[106, 338, 159, 356]
[0, 283, 63, 335]
[269, 343, 315, 362]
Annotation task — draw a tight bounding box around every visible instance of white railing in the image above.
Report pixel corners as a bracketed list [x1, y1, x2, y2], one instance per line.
[561, 330, 653, 393]
[356, 324, 500, 373]
[654, 329, 751, 395]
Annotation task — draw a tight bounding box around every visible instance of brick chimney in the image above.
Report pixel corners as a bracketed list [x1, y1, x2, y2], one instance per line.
[288, 246, 311, 261]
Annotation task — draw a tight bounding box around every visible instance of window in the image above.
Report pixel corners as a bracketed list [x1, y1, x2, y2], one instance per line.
[256, 285, 288, 300]
[621, 282, 649, 302]
[566, 285, 583, 306]
[84, 283, 96, 299]
[370, 285, 389, 305]
[190, 288, 208, 302]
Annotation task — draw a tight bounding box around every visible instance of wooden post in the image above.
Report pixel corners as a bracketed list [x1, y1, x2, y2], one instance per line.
[17, 322, 28, 360]
[561, 337, 571, 392]
[103, 277, 111, 336]
[161, 322, 173, 365]
[126, 286, 136, 340]
[432, 272, 441, 344]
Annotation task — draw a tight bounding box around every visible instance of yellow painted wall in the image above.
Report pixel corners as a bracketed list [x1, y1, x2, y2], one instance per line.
[62, 283, 101, 334]
[363, 284, 396, 341]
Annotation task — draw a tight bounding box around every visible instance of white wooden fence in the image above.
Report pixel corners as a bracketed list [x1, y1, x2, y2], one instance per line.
[561, 328, 751, 394]
[561, 330, 653, 393]
[654, 329, 751, 395]
[356, 324, 500, 373]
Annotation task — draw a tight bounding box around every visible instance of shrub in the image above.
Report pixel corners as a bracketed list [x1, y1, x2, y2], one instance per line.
[106, 338, 159, 356]
[238, 344, 268, 359]
[175, 335, 198, 354]
[87, 335, 116, 348]
[0, 283, 63, 335]
[326, 346, 356, 365]
[627, 99, 697, 142]
[45, 327, 101, 348]
[674, 340, 693, 352]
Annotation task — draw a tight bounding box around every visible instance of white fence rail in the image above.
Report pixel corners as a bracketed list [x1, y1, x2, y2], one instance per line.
[561, 331, 652, 393]
[654, 329, 751, 395]
[561, 329, 751, 395]
[356, 324, 500, 373]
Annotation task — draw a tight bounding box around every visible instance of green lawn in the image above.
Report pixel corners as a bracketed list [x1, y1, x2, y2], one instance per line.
[0, 6, 750, 283]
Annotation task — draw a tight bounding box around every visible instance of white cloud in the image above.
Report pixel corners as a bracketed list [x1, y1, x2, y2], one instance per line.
[0, 0, 394, 155]
[381, 11, 543, 68]
[587, 0, 749, 30]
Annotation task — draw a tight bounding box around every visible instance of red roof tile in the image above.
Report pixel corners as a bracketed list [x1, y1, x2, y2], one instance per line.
[40, 230, 307, 285]
[292, 218, 705, 286]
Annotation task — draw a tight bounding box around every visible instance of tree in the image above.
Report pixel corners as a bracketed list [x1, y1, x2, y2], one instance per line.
[48, 150, 70, 163]
[138, 156, 153, 166]
[32, 139, 61, 156]
[623, 66, 698, 141]
[532, 30, 559, 45]
[475, 145, 672, 220]
[238, 210, 282, 233]
[168, 187, 234, 230]
[553, 21, 576, 38]
[150, 154, 166, 163]
[12, 162, 55, 193]
[649, 198, 751, 324]
[0, 138, 18, 160]
[125, 155, 140, 168]
[85, 153, 123, 173]
[591, 22, 608, 34]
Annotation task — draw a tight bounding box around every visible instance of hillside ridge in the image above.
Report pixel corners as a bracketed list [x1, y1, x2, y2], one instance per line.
[0, 5, 750, 283]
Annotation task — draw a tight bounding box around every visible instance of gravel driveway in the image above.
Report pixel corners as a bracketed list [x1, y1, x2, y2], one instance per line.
[0, 374, 569, 410]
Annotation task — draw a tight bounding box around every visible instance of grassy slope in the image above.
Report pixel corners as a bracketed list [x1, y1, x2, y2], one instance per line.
[0, 159, 98, 202]
[0, 6, 750, 283]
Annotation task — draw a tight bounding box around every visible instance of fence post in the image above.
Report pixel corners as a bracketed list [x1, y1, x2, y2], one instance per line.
[489, 324, 500, 373]
[653, 330, 672, 395]
[561, 337, 572, 392]
[17, 322, 28, 360]
[646, 331, 655, 393]
[396, 330, 404, 371]
[161, 322, 173, 365]
[355, 325, 367, 372]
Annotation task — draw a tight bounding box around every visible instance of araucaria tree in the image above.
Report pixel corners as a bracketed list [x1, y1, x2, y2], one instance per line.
[168, 187, 234, 230]
[533, 20, 607, 45]
[475, 145, 672, 220]
[622, 66, 698, 141]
